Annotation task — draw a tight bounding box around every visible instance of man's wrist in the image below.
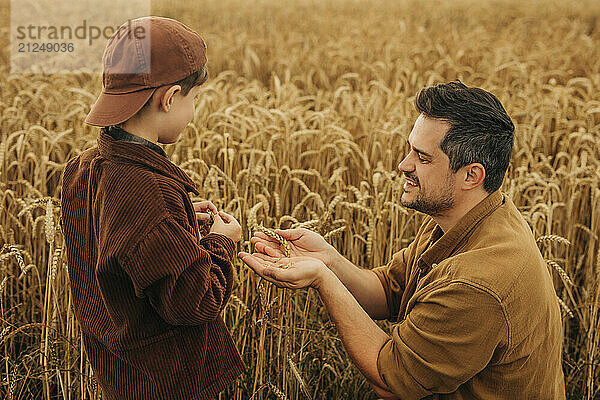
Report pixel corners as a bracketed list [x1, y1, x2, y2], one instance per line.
[314, 265, 337, 292]
[324, 245, 341, 270]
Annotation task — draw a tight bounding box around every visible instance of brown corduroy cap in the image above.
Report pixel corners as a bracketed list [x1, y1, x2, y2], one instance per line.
[85, 16, 207, 126]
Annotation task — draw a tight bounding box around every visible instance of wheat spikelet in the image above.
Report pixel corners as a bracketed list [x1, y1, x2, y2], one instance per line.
[290, 203, 306, 220]
[0, 141, 5, 178]
[346, 185, 363, 202]
[288, 357, 312, 399]
[0, 276, 7, 294]
[8, 371, 15, 400]
[16, 197, 59, 221]
[50, 248, 62, 280]
[316, 193, 345, 233]
[13, 179, 44, 197]
[290, 177, 312, 195]
[0, 326, 10, 343]
[536, 235, 571, 247]
[45, 199, 55, 246]
[372, 171, 382, 189]
[5, 245, 26, 274]
[230, 294, 249, 313]
[323, 225, 346, 241]
[274, 192, 281, 217]
[556, 296, 574, 318]
[366, 216, 375, 259]
[0, 252, 15, 263]
[339, 201, 373, 216]
[546, 259, 574, 286]
[293, 219, 320, 230]
[254, 225, 292, 261]
[16, 206, 35, 228]
[247, 202, 264, 229]
[33, 215, 46, 238]
[278, 215, 299, 227]
[267, 382, 288, 400]
[574, 224, 598, 241]
[328, 166, 348, 186]
[179, 158, 210, 174]
[18, 264, 37, 279]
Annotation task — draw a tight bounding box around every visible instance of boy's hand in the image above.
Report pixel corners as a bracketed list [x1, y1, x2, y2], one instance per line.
[193, 200, 218, 223]
[210, 211, 242, 243]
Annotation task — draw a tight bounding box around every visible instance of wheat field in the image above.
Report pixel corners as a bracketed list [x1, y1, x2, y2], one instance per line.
[0, 0, 599, 398]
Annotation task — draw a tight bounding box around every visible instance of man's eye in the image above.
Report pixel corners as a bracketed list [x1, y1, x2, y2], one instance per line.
[418, 157, 428, 163]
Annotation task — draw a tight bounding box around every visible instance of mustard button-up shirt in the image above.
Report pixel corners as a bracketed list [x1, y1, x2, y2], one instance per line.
[373, 190, 566, 399]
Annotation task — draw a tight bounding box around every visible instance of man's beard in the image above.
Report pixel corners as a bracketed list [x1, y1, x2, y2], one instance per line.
[401, 177, 455, 217]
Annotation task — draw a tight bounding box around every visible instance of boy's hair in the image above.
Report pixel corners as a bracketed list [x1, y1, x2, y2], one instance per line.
[415, 81, 515, 194]
[169, 65, 209, 96]
[102, 66, 208, 132]
[139, 65, 209, 110]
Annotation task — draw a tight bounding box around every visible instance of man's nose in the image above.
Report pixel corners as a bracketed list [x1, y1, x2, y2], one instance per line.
[398, 154, 413, 173]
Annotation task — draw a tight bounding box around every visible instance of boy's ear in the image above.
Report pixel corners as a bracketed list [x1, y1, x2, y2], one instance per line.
[160, 85, 182, 112]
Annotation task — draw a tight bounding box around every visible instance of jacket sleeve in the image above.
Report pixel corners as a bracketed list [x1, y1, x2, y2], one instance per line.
[376, 280, 509, 399]
[120, 216, 236, 325]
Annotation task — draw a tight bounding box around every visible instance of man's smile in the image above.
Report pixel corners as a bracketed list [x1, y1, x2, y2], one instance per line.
[404, 174, 420, 189]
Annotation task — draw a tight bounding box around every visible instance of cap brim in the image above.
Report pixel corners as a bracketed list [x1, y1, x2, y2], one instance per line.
[84, 87, 158, 127]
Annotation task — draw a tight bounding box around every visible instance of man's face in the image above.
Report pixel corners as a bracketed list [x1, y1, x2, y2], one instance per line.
[398, 114, 457, 217]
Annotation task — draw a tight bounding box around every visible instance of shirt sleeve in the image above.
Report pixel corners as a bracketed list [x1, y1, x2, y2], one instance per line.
[377, 281, 508, 399]
[372, 247, 413, 321]
[371, 218, 434, 321]
[120, 216, 236, 326]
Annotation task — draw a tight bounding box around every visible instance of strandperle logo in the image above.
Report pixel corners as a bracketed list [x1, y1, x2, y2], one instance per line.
[15, 19, 147, 46]
[10, 0, 150, 74]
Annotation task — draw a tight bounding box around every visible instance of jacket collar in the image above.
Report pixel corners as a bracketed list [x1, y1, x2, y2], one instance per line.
[97, 130, 199, 195]
[418, 190, 505, 270]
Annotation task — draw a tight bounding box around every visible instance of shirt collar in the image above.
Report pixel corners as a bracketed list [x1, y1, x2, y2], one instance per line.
[104, 126, 168, 158]
[97, 129, 199, 195]
[418, 190, 505, 270]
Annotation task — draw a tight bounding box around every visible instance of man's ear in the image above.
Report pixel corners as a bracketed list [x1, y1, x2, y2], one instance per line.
[463, 163, 486, 190]
[160, 85, 182, 112]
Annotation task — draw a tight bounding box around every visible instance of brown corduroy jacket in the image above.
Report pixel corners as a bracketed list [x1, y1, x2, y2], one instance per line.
[373, 190, 566, 399]
[60, 130, 244, 400]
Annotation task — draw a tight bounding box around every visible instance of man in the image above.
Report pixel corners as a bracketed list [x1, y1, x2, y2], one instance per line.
[239, 81, 566, 399]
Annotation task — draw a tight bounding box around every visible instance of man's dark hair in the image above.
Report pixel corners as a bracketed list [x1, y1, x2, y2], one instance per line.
[415, 81, 515, 193]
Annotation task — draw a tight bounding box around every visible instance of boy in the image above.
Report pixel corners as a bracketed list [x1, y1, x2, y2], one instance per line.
[60, 17, 244, 400]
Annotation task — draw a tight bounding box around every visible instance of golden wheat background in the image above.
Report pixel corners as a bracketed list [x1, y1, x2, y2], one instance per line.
[0, 0, 599, 398]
